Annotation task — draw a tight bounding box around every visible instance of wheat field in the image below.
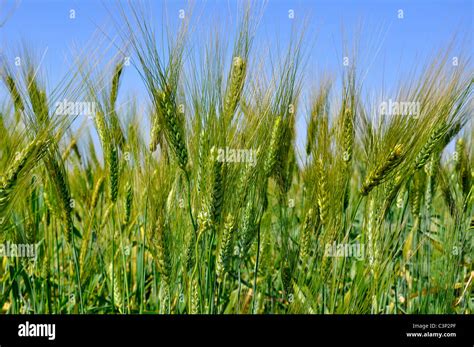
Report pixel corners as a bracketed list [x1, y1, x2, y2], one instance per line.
[0, 2, 472, 314]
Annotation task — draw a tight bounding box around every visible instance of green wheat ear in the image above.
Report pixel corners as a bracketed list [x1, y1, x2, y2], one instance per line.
[237, 160, 257, 205]
[110, 61, 124, 109]
[46, 157, 74, 242]
[153, 216, 171, 287]
[216, 213, 236, 283]
[410, 170, 425, 220]
[209, 146, 224, 225]
[455, 138, 470, 196]
[317, 158, 328, 226]
[4, 74, 24, 114]
[108, 145, 119, 203]
[185, 231, 197, 271]
[123, 182, 133, 226]
[281, 262, 293, 298]
[413, 122, 447, 171]
[299, 208, 316, 261]
[196, 129, 208, 195]
[109, 61, 125, 148]
[0, 138, 49, 214]
[157, 89, 188, 170]
[190, 278, 199, 314]
[90, 175, 104, 209]
[239, 199, 257, 258]
[27, 73, 49, 123]
[264, 116, 282, 178]
[342, 108, 354, 163]
[361, 144, 404, 196]
[197, 206, 212, 235]
[95, 110, 109, 149]
[340, 106, 354, 210]
[224, 56, 246, 122]
[149, 110, 162, 152]
[108, 262, 123, 312]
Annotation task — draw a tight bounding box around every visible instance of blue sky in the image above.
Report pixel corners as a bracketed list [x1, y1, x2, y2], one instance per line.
[0, 0, 472, 149]
[1, 0, 471, 90]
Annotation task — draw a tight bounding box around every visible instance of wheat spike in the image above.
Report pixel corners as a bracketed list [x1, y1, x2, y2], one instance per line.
[224, 56, 246, 122]
[4, 74, 24, 114]
[123, 182, 133, 226]
[108, 262, 123, 312]
[239, 199, 256, 258]
[149, 110, 162, 152]
[190, 278, 199, 314]
[361, 144, 404, 196]
[209, 146, 224, 225]
[157, 88, 188, 170]
[264, 116, 282, 178]
[455, 138, 470, 196]
[317, 158, 328, 226]
[108, 145, 119, 203]
[300, 208, 315, 261]
[413, 122, 446, 171]
[90, 176, 104, 209]
[95, 110, 109, 149]
[216, 214, 236, 283]
[153, 216, 171, 286]
[1, 138, 48, 214]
